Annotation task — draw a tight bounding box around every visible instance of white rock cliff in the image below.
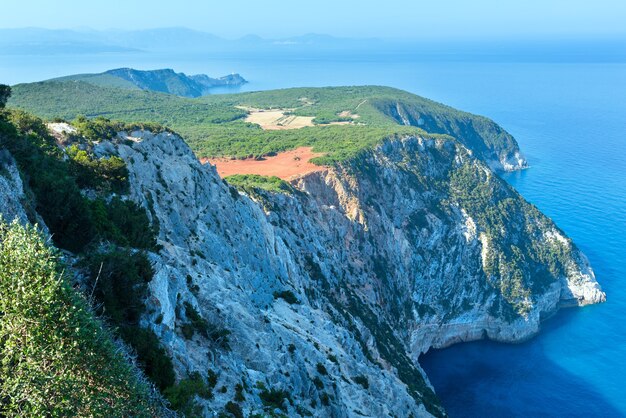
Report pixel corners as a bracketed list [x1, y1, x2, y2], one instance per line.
[106, 130, 602, 416]
[0, 128, 604, 417]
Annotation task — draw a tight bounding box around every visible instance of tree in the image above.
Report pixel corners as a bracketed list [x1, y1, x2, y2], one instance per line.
[0, 84, 10, 108]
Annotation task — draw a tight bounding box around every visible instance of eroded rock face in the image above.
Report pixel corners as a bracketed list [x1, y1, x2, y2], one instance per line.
[0, 150, 31, 226]
[0, 126, 603, 416]
[100, 130, 603, 417]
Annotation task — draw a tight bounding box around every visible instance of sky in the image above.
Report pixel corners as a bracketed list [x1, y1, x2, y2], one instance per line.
[1, 0, 626, 40]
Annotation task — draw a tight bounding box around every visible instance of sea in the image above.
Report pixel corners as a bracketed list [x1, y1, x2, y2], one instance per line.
[1, 48, 625, 417]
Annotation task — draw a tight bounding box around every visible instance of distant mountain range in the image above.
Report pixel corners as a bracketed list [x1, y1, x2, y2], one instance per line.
[1, 27, 625, 62]
[48, 68, 247, 97]
[0, 27, 380, 55]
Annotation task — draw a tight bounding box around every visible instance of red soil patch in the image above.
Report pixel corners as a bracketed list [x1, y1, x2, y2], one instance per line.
[202, 147, 326, 180]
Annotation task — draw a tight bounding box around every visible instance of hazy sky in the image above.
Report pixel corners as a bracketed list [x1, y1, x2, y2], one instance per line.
[2, 0, 626, 39]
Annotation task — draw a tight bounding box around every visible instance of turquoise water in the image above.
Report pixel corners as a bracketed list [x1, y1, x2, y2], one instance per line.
[417, 63, 626, 417]
[2, 52, 625, 416]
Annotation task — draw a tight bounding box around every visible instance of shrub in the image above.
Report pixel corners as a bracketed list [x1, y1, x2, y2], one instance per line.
[226, 174, 295, 194]
[163, 372, 212, 416]
[84, 248, 175, 390]
[316, 363, 328, 375]
[273, 290, 300, 304]
[225, 401, 244, 418]
[259, 388, 290, 412]
[0, 220, 162, 416]
[184, 301, 210, 337]
[207, 369, 218, 388]
[85, 248, 153, 325]
[313, 377, 324, 389]
[0, 84, 10, 108]
[0, 111, 157, 253]
[181, 302, 231, 349]
[122, 327, 175, 391]
[66, 145, 129, 193]
[353, 375, 369, 389]
[234, 383, 245, 402]
[99, 197, 158, 249]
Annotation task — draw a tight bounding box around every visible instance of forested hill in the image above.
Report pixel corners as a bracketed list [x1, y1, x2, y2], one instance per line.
[9, 82, 526, 172]
[47, 68, 247, 97]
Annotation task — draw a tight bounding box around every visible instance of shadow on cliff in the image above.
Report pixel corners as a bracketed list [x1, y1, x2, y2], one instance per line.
[419, 309, 620, 418]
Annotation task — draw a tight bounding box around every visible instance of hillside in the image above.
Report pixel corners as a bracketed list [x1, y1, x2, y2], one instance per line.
[48, 68, 247, 97]
[0, 98, 604, 416]
[9, 82, 526, 172]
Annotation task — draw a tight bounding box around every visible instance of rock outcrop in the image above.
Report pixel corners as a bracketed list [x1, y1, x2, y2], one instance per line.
[0, 150, 30, 225]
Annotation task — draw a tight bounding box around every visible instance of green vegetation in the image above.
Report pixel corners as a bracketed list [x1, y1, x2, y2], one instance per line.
[447, 160, 573, 316]
[353, 375, 369, 389]
[181, 302, 231, 349]
[0, 109, 158, 253]
[273, 290, 300, 304]
[163, 372, 213, 416]
[259, 387, 291, 412]
[72, 114, 171, 141]
[225, 401, 244, 418]
[0, 220, 164, 416]
[9, 83, 519, 167]
[0, 85, 10, 108]
[83, 248, 176, 391]
[67, 144, 129, 193]
[316, 363, 328, 376]
[234, 383, 245, 401]
[227, 174, 297, 194]
[0, 107, 182, 412]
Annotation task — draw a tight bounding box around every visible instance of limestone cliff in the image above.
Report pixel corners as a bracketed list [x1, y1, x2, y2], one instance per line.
[0, 150, 30, 225]
[68, 128, 602, 417]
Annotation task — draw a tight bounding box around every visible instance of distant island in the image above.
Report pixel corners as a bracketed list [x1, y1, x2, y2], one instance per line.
[47, 68, 247, 98]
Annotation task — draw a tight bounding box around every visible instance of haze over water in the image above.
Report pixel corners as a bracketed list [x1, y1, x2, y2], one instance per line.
[2, 46, 625, 416]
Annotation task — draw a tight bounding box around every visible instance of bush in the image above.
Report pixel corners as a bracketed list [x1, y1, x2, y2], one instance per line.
[181, 302, 231, 349]
[259, 388, 290, 412]
[97, 197, 158, 249]
[316, 363, 328, 375]
[225, 401, 244, 418]
[84, 248, 175, 390]
[0, 84, 10, 108]
[0, 220, 162, 416]
[86, 248, 153, 325]
[234, 383, 245, 402]
[163, 372, 212, 416]
[73, 115, 119, 141]
[67, 145, 129, 193]
[122, 327, 175, 391]
[273, 290, 300, 304]
[353, 375, 369, 389]
[0, 111, 157, 253]
[313, 377, 324, 389]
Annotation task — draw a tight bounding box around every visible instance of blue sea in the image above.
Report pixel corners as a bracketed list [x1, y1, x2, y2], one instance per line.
[2, 49, 625, 417]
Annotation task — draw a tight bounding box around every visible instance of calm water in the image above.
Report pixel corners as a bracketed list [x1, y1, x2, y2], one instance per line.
[2, 52, 625, 416]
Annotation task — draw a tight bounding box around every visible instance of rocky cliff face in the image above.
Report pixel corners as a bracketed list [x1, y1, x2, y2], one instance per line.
[0, 150, 30, 225]
[371, 97, 528, 173]
[71, 129, 602, 417]
[104, 68, 247, 97]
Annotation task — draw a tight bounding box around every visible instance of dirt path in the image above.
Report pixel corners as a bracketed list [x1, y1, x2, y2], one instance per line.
[202, 147, 327, 180]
